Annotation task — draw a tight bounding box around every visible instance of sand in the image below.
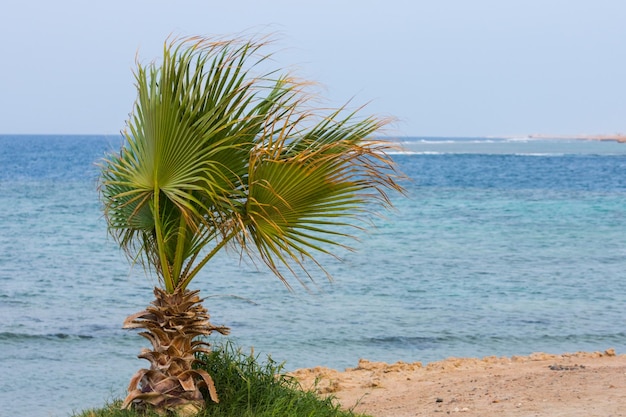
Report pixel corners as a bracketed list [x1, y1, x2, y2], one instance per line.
[290, 349, 626, 417]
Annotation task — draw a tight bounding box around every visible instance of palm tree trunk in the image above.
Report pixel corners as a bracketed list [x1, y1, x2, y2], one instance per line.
[121, 287, 229, 415]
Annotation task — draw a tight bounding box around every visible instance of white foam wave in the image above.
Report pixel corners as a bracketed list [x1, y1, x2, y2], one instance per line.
[387, 150, 444, 155]
[513, 153, 566, 157]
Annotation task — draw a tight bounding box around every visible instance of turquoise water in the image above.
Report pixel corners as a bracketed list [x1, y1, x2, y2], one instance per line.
[1, 135, 625, 416]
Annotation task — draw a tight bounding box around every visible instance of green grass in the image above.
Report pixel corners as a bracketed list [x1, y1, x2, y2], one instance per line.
[73, 341, 370, 417]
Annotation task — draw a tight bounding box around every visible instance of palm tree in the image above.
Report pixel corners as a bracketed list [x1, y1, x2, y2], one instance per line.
[99, 35, 403, 416]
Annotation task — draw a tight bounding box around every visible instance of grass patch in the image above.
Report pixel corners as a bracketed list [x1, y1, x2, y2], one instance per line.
[73, 341, 369, 417]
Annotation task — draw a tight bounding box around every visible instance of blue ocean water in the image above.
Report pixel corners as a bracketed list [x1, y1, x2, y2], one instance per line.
[1, 135, 625, 417]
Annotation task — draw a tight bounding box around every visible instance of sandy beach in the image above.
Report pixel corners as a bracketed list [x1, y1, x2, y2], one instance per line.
[291, 349, 626, 417]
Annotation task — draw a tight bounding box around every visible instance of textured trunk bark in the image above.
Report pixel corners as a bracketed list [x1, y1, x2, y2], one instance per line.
[121, 287, 229, 415]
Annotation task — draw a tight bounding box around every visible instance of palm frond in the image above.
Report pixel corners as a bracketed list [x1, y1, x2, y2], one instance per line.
[100, 34, 404, 293]
[240, 110, 403, 285]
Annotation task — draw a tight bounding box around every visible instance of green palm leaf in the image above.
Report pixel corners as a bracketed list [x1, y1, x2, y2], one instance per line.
[100, 35, 403, 293]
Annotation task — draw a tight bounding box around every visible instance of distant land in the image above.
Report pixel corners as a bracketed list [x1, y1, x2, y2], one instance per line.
[523, 134, 626, 143]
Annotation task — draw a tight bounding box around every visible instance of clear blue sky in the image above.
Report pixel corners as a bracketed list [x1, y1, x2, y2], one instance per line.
[2, 0, 624, 137]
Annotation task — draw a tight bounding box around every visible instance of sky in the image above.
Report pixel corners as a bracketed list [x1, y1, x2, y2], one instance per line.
[1, 0, 625, 137]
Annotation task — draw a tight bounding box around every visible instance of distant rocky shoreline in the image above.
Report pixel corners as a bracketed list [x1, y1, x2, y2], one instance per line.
[524, 134, 626, 143]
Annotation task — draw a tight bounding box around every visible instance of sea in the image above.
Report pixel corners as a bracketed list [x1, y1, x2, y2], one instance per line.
[1, 134, 625, 417]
